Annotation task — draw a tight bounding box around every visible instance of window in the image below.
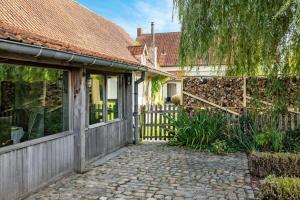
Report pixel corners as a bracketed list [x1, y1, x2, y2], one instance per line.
[107, 76, 119, 121]
[0, 64, 69, 148]
[88, 73, 122, 126]
[88, 74, 105, 124]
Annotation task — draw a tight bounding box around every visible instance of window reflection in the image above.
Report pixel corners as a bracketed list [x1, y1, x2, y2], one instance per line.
[0, 64, 69, 148]
[88, 74, 105, 125]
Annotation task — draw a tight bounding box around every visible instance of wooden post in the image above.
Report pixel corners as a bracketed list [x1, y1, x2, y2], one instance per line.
[125, 73, 133, 144]
[72, 67, 86, 173]
[243, 76, 247, 109]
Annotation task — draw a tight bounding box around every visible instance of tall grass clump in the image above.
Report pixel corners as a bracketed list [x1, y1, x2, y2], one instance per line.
[170, 109, 229, 152]
[170, 108, 300, 153]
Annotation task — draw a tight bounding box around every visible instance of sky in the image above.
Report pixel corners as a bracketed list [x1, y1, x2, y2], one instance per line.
[76, 0, 181, 39]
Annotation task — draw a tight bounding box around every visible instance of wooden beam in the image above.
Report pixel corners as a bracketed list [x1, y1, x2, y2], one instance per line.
[183, 91, 240, 116]
[246, 96, 300, 114]
[72, 67, 87, 173]
[243, 76, 247, 108]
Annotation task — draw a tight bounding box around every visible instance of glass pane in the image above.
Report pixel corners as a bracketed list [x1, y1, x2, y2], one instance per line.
[107, 76, 119, 120]
[88, 74, 105, 125]
[0, 64, 69, 148]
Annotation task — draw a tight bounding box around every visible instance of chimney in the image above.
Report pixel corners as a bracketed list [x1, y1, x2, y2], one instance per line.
[137, 28, 142, 38]
[151, 22, 155, 48]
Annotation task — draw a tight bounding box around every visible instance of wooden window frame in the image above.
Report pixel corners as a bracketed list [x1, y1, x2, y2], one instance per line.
[87, 73, 124, 128]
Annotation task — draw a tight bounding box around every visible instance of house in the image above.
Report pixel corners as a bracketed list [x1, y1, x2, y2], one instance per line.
[137, 26, 226, 103]
[0, 0, 168, 199]
[129, 23, 174, 106]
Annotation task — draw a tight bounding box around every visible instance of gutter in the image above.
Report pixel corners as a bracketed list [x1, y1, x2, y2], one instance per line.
[133, 71, 145, 144]
[0, 39, 148, 72]
[147, 68, 176, 78]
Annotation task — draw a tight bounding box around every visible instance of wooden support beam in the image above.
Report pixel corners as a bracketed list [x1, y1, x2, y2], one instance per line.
[183, 91, 240, 116]
[243, 76, 247, 108]
[72, 67, 87, 173]
[246, 96, 300, 114]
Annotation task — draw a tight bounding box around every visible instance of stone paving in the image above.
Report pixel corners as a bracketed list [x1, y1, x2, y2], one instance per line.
[27, 142, 255, 200]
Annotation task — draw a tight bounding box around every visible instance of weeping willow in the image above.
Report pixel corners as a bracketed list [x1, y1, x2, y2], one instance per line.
[173, 0, 300, 76]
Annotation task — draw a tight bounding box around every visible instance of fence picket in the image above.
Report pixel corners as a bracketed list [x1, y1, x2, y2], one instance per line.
[154, 105, 158, 140]
[159, 105, 162, 139]
[139, 104, 178, 140]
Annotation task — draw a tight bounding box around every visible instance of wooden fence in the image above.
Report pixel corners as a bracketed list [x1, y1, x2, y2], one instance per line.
[139, 104, 178, 140]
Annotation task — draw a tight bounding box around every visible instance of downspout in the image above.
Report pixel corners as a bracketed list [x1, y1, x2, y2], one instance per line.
[133, 71, 145, 144]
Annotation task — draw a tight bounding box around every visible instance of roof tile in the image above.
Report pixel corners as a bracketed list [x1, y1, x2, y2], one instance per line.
[0, 0, 139, 65]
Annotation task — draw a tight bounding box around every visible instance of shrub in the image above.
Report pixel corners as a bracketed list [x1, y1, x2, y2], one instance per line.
[254, 128, 284, 152]
[170, 109, 229, 152]
[249, 152, 300, 178]
[171, 94, 181, 105]
[259, 176, 300, 200]
[283, 128, 300, 153]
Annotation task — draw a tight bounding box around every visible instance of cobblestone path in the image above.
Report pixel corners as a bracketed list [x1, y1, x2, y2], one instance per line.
[27, 142, 255, 200]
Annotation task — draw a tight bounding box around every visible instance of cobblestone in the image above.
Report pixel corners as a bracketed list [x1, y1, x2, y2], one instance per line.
[26, 142, 255, 200]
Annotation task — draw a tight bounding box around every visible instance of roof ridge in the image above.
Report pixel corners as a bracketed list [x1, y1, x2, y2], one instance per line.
[141, 32, 180, 36]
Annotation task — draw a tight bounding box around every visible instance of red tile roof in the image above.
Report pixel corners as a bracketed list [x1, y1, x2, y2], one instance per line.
[137, 32, 181, 67]
[127, 46, 144, 56]
[0, 0, 140, 66]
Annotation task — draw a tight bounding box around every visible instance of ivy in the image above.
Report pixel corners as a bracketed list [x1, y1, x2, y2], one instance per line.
[151, 75, 168, 101]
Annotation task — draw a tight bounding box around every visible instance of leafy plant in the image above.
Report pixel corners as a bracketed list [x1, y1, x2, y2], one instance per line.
[283, 128, 300, 153]
[254, 128, 284, 152]
[151, 75, 168, 102]
[259, 176, 300, 200]
[170, 109, 229, 152]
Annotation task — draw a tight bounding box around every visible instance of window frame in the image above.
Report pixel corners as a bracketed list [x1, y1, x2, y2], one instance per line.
[87, 72, 124, 128]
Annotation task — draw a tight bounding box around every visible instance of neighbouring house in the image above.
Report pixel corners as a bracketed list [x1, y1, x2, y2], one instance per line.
[137, 25, 226, 103]
[129, 23, 174, 106]
[128, 42, 173, 106]
[0, 0, 168, 199]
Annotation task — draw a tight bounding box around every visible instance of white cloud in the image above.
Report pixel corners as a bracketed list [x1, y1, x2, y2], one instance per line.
[112, 0, 181, 39]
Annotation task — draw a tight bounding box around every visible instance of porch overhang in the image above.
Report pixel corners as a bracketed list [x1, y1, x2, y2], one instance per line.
[146, 67, 176, 78]
[0, 39, 148, 72]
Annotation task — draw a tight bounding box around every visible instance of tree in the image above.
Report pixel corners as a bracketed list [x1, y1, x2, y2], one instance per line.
[173, 0, 300, 76]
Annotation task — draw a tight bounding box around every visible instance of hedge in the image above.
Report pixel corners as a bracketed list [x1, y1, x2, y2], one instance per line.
[249, 152, 300, 178]
[259, 176, 300, 200]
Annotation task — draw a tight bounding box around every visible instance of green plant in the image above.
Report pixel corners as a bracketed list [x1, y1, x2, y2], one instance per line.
[249, 152, 300, 178]
[283, 128, 300, 153]
[151, 76, 168, 102]
[174, 1, 300, 76]
[259, 176, 300, 200]
[170, 109, 229, 152]
[254, 128, 284, 152]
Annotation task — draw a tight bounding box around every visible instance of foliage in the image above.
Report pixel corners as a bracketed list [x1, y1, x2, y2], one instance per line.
[151, 75, 168, 102]
[249, 152, 300, 178]
[173, 0, 300, 76]
[171, 109, 300, 153]
[170, 109, 230, 152]
[254, 128, 284, 152]
[259, 176, 300, 200]
[283, 128, 300, 153]
[0, 64, 62, 82]
[171, 94, 181, 105]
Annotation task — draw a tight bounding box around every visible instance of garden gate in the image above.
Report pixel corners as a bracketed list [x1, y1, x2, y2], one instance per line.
[139, 104, 178, 140]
